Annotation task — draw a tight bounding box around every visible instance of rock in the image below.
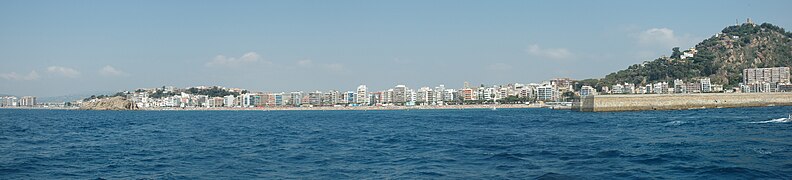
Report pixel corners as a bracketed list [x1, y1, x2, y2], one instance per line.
[79, 97, 137, 110]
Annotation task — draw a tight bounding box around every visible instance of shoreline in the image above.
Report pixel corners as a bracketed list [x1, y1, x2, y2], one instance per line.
[140, 104, 545, 111]
[2, 104, 549, 111]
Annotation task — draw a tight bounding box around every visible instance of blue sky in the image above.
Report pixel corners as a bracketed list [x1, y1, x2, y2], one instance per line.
[1, 0, 791, 97]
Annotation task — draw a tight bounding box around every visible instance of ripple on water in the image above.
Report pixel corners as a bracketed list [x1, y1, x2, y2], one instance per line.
[1, 107, 792, 179]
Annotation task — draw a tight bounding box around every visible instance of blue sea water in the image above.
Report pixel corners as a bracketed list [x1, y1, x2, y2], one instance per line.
[1, 107, 792, 179]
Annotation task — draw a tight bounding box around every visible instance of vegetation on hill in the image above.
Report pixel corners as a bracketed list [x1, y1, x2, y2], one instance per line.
[582, 22, 792, 89]
[185, 87, 243, 97]
[83, 92, 128, 101]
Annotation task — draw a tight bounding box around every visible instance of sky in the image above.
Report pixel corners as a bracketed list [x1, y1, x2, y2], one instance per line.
[1, 0, 791, 97]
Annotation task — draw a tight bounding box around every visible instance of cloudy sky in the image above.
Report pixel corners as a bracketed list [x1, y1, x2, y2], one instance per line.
[1, 0, 791, 97]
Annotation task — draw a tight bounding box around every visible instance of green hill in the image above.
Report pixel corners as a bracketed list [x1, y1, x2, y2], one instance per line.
[583, 22, 792, 89]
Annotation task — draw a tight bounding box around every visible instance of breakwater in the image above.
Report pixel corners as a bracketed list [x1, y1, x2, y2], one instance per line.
[574, 92, 792, 112]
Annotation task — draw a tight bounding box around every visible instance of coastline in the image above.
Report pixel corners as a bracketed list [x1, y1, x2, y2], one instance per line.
[2, 104, 547, 111]
[139, 104, 544, 111]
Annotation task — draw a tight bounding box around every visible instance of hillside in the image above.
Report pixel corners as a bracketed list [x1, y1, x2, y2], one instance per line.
[587, 22, 792, 89]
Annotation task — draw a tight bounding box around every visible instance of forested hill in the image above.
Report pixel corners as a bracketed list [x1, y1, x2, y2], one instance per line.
[582, 22, 792, 89]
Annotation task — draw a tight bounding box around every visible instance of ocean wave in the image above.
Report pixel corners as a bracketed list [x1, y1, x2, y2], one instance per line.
[593, 150, 625, 158]
[484, 152, 529, 161]
[749, 118, 792, 124]
[665, 120, 687, 126]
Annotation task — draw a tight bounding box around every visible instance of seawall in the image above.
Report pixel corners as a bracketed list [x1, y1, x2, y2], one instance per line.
[574, 92, 792, 112]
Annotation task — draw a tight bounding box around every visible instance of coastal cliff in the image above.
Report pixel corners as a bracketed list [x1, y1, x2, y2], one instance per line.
[79, 97, 137, 110]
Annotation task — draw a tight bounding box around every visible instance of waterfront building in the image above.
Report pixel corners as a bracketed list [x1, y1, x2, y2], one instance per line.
[743, 67, 791, 84]
[653, 82, 669, 94]
[406, 88, 416, 106]
[272, 93, 284, 106]
[356, 85, 368, 105]
[483, 87, 495, 101]
[289, 92, 303, 106]
[242, 93, 254, 107]
[194, 95, 208, 107]
[537, 85, 556, 101]
[416, 87, 432, 105]
[686, 82, 702, 93]
[700, 78, 712, 92]
[497, 87, 509, 101]
[383, 89, 393, 104]
[370, 91, 383, 105]
[443, 89, 456, 102]
[673, 79, 686, 93]
[611, 84, 624, 94]
[321, 91, 336, 106]
[637, 86, 647, 94]
[19, 96, 36, 107]
[224, 95, 235, 107]
[308, 91, 322, 106]
[461, 88, 474, 101]
[476, 87, 486, 101]
[393, 85, 407, 104]
[711, 84, 724, 92]
[1, 96, 18, 107]
[341, 91, 355, 105]
[208, 97, 224, 107]
[579, 86, 596, 98]
[551, 78, 575, 92]
[435, 85, 446, 104]
[778, 84, 792, 92]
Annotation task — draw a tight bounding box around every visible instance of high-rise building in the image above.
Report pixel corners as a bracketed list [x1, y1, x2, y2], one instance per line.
[462, 88, 474, 101]
[1, 96, 18, 107]
[673, 79, 686, 93]
[224, 95, 235, 107]
[551, 78, 575, 92]
[537, 85, 556, 101]
[743, 67, 790, 84]
[700, 78, 712, 92]
[289, 92, 303, 106]
[653, 82, 669, 94]
[443, 89, 456, 102]
[19, 96, 36, 107]
[356, 85, 368, 105]
[308, 91, 323, 106]
[393, 85, 407, 104]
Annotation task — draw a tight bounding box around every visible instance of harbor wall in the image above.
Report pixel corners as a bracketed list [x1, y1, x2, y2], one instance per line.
[575, 93, 792, 112]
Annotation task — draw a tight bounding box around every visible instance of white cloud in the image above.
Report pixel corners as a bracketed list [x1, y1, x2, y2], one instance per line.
[205, 52, 264, 67]
[99, 65, 129, 77]
[0, 70, 39, 81]
[46, 66, 81, 78]
[297, 59, 313, 67]
[635, 28, 699, 48]
[526, 44, 574, 60]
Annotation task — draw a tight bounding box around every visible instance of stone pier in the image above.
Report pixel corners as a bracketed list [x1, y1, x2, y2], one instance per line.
[574, 93, 792, 112]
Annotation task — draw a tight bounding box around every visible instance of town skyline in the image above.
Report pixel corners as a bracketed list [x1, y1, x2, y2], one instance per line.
[2, 1, 791, 97]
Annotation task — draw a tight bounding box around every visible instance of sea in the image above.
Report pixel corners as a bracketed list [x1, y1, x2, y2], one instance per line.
[1, 107, 791, 179]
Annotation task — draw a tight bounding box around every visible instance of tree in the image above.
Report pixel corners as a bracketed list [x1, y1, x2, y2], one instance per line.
[671, 47, 682, 59]
[561, 91, 577, 102]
